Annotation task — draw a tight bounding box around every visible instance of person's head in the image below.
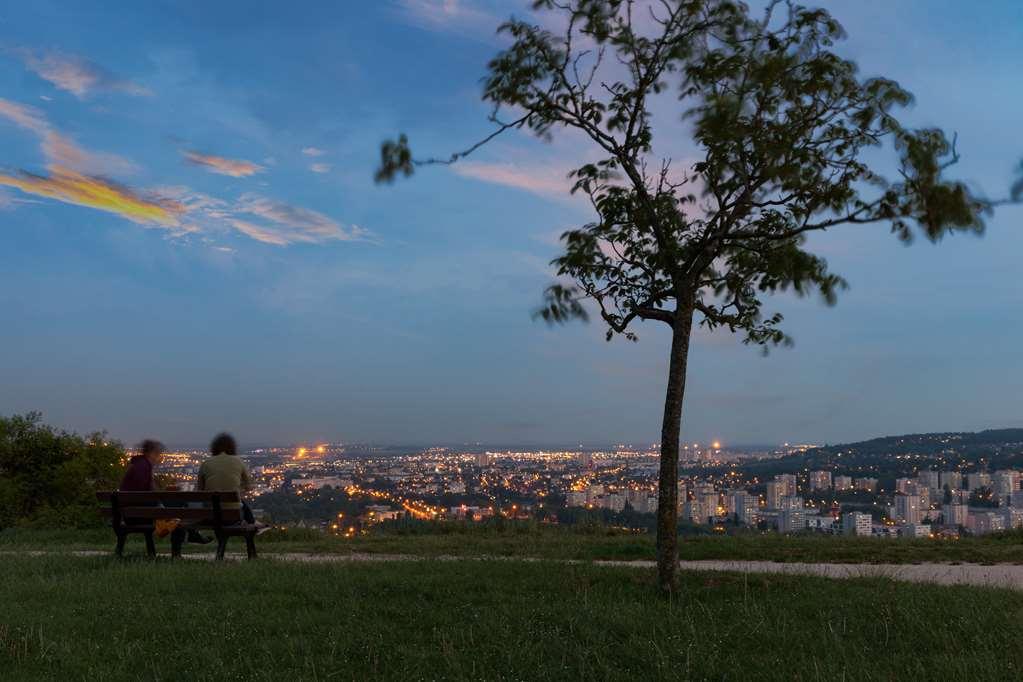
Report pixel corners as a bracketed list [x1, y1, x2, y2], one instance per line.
[139, 439, 165, 465]
[210, 432, 237, 456]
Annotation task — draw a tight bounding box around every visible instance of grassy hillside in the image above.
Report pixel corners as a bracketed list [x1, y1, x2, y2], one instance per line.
[1, 554, 1021, 680]
[5, 525, 1023, 564]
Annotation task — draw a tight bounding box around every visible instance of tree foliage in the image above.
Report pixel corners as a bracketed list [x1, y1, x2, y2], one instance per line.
[378, 0, 1010, 347]
[0, 413, 125, 529]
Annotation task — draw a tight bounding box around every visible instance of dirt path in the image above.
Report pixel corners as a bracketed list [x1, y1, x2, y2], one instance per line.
[6, 550, 1023, 590]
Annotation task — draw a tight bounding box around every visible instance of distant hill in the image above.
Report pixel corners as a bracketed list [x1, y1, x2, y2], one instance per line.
[697, 428, 1023, 483]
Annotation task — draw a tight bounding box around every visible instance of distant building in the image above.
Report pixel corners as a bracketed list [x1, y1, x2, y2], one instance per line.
[943, 503, 968, 527]
[965, 472, 991, 491]
[854, 477, 878, 493]
[809, 471, 832, 490]
[805, 515, 837, 533]
[917, 470, 940, 494]
[732, 492, 759, 525]
[894, 493, 923, 525]
[775, 474, 798, 497]
[993, 470, 1020, 502]
[765, 481, 783, 510]
[779, 495, 803, 511]
[566, 491, 587, 507]
[626, 489, 650, 513]
[586, 484, 604, 505]
[842, 512, 872, 536]
[576, 452, 593, 468]
[939, 471, 963, 492]
[901, 523, 931, 539]
[476, 452, 492, 468]
[603, 493, 626, 512]
[834, 475, 853, 491]
[779, 507, 806, 533]
[1002, 507, 1023, 530]
[689, 483, 719, 523]
[970, 511, 1006, 536]
[895, 477, 915, 494]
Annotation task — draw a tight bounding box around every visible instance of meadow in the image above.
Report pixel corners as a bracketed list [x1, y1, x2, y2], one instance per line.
[2, 551, 1023, 681]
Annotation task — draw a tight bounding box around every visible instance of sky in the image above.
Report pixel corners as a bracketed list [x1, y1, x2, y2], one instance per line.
[0, 1, 1020, 449]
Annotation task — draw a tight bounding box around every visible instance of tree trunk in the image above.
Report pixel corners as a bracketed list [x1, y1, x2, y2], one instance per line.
[656, 294, 696, 595]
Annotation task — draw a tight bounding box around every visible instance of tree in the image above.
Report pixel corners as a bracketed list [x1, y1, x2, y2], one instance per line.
[0, 412, 125, 528]
[375, 0, 1018, 593]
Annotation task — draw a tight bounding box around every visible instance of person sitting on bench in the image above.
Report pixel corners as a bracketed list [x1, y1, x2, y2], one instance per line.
[120, 438, 211, 545]
[198, 433, 256, 524]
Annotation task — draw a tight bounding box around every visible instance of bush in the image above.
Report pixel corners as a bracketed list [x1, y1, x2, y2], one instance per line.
[0, 413, 125, 529]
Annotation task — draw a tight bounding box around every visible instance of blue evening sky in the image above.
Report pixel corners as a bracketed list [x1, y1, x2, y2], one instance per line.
[0, 1, 1020, 448]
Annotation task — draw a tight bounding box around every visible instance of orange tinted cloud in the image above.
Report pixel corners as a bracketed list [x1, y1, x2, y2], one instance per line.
[0, 97, 136, 176]
[184, 151, 263, 177]
[0, 167, 183, 227]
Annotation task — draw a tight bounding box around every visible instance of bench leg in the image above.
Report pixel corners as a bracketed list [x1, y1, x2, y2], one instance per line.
[144, 531, 157, 558]
[115, 530, 127, 557]
[245, 532, 257, 560]
[171, 530, 184, 559]
[215, 532, 228, 561]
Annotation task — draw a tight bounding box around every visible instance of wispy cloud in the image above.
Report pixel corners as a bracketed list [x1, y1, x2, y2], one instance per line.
[309, 163, 331, 174]
[155, 186, 370, 246]
[0, 167, 184, 227]
[302, 147, 326, 157]
[234, 193, 369, 245]
[395, 0, 497, 33]
[227, 218, 290, 246]
[452, 161, 573, 199]
[16, 48, 151, 99]
[0, 97, 136, 176]
[183, 151, 264, 177]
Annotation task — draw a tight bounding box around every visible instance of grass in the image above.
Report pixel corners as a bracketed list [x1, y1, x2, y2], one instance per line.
[4, 524, 1023, 564]
[1, 553, 1022, 680]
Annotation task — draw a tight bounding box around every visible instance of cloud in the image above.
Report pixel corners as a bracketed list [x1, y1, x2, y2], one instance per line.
[0, 97, 136, 176]
[302, 147, 326, 157]
[17, 48, 151, 99]
[395, 0, 497, 34]
[452, 161, 574, 198]
[183, 151, 264, 177]
[233, 193, 369, 245]
[227, 218, 290, 246]
[0, 167, 184, 227]
[309, 163, 331, 174]
[155, 186, 370, 246]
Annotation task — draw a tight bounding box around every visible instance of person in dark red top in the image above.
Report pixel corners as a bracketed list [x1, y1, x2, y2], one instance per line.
[119, 439, 211, 545]
[120, 439, 162, 491]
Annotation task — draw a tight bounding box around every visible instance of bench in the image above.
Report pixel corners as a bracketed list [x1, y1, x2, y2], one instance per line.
[96, 491, 259, 560]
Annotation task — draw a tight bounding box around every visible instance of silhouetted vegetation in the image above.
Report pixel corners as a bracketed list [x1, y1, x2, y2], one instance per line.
[0, 413, 124, 529]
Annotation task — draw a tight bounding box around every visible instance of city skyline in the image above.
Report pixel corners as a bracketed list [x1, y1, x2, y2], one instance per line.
[2, 1, 1022, 447]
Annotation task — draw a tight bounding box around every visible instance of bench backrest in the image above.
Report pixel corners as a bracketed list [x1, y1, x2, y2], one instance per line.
[96, 491, 243, 526]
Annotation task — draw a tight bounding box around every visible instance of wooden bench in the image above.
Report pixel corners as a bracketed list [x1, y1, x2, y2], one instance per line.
[97, 491, 259, 560]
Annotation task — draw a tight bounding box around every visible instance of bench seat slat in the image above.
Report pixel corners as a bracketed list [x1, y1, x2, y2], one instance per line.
[96, 491, 240, 504]
[110, 523, 258, 533]
[99, 507, 242, 521]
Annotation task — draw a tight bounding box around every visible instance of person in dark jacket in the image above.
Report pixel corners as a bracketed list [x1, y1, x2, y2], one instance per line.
[120, 439, 163, 491]
[119, 439, 210, 544]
